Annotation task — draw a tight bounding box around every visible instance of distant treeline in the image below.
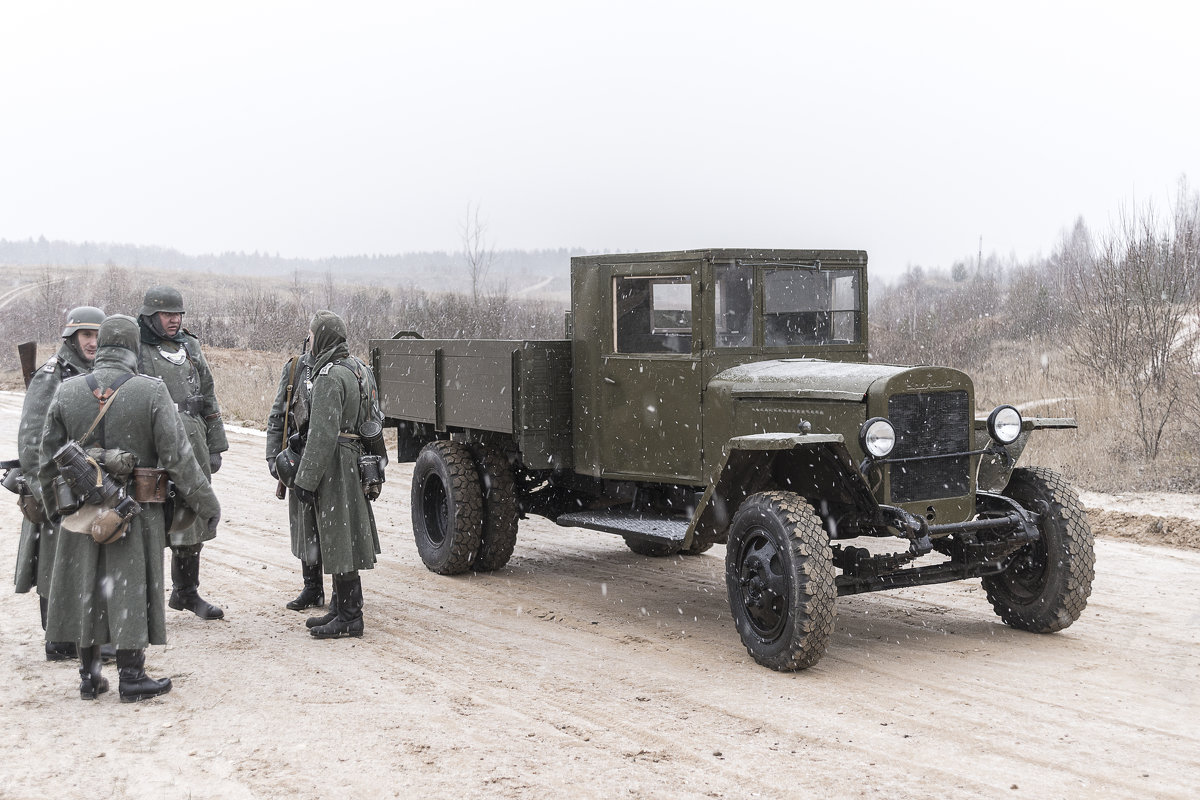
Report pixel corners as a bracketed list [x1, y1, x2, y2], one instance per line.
[0, 236, 584, 294]
[0, 264, 567, 368]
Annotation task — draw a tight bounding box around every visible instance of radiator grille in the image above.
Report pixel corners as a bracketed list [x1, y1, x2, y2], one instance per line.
[887, 390, 970, 502]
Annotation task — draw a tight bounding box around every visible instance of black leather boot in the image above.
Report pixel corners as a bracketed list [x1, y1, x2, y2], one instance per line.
[46, 640, 78, 661]
[41, 596, 77, 661]
[78, 646, 108, 700]
[287, 561, 325, 610]
[310, 574, 364, 639]
[305, 584, 338, 628]
[116, 649, 172, 702]
[168, 547, 224, 620]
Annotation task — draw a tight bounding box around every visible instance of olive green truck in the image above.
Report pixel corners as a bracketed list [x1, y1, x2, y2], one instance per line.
[369, 249, 1094, 671]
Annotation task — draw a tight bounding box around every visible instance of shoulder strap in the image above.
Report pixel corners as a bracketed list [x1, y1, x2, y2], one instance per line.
[337, 357, 381, 423]
[80, 373, 135, 446]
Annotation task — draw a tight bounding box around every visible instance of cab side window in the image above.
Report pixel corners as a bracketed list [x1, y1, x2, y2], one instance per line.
[614, 276, 693, 354]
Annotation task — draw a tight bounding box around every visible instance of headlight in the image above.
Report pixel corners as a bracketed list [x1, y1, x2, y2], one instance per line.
[859, 417, 896, 458]
[987, 405, 1023, 445]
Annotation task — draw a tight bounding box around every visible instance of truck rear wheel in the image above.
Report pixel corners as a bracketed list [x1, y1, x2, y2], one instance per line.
[411, 441, 483, 575]
[725, 491, 836, 671]
[468, 444, 519, 572]
[983, 467, 1094, 632]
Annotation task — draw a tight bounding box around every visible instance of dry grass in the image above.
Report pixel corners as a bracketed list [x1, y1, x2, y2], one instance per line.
[204, 348, 292, 430]
[970, 339, 1200, 492]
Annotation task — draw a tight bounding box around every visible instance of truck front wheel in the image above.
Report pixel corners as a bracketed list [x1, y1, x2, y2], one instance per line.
[725, 491, 836, 671]
[982, 467, 1094, 632]
[411, 441, 483, 575]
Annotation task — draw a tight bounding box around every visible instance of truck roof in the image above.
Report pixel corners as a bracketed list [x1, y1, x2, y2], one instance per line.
[571, 248, 869, 266]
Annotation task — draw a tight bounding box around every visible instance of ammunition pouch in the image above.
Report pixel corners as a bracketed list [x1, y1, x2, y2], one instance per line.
[17, 477, 48, 525]
[358, 454, 385, 501]
[18, 491, 47, 525]
[131, 468, 169, 503]
[177, 395, 205, 418]
[3, 461, 47, 525]
[52, 475, 81, 516]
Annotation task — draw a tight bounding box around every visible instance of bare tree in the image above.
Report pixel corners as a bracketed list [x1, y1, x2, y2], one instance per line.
[1060, 179, 1200, 459]
[461, 202, 494, 304]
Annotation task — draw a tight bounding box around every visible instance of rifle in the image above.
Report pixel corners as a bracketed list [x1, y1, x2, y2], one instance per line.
[276, 352, 301, 500]
[18, 342, 37, 388]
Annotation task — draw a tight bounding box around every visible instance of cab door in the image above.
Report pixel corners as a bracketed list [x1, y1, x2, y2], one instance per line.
[598, 273, 704, 483]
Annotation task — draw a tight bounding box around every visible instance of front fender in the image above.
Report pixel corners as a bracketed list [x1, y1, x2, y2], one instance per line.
[975, 417, 1077, 492]
[686, 433, 878, 548]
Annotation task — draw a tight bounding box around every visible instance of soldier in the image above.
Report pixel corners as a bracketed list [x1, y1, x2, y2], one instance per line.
[14, 306, 107, 662]
[283, 311, 382, 639]
[265, 346, 324, 611]
[137, 286, 228, 620]
[38, 314, 221, 701]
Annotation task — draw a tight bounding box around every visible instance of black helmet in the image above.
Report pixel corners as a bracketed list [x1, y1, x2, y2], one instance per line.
[98, 314, 141, 353]
[140, 286, 185, 317]
[274, 434, 304, 488]
[61, 306, 105, 338]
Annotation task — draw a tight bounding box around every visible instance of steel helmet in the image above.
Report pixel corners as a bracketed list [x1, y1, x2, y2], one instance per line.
[274, 433, 305, 488]
[61, 306, 105, 338]
[140, 286, 185, 317]
[97, 314, 141, 353]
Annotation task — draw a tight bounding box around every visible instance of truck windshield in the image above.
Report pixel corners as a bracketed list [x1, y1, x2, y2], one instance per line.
[763, 268, 861, 346]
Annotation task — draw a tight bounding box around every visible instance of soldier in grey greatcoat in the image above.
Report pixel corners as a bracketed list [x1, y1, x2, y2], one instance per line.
[15, 306, 105, 662]
[287, 311, 381, 639]
[137, 286, 228, 620]
[265, 349, 324, 611]
[39, 315, 221, 701]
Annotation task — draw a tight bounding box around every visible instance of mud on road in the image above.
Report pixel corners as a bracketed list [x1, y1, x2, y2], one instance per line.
[0, 392, 1197, 800]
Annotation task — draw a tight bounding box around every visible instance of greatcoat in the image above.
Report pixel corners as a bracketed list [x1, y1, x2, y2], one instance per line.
[38, 347, 220, 648]
[293, 335, 380, 575]
[138, 324, 227, 547]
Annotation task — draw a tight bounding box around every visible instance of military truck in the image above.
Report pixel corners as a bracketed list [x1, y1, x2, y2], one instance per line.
[369, 249, 1093, 671]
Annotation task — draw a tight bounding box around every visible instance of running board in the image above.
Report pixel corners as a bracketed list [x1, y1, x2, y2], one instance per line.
[554, 510, 689, 544]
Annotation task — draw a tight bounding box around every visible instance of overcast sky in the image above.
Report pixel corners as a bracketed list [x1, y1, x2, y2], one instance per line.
[2, 1, 1196, 278]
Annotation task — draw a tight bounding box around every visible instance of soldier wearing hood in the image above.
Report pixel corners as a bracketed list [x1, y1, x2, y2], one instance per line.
[38, 315, 221, 701]
[285, 311, 382, 639]
[137, 286, 228, 620]
[265, 346, 323, 611]
[15, 306, 107, 663]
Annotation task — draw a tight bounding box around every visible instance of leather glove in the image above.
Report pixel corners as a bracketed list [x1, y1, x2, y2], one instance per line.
[267, 458, 279, 479]
[209, 452, 222, 474]
[294, 486, 317, 506]
[206, 510, 221, 534]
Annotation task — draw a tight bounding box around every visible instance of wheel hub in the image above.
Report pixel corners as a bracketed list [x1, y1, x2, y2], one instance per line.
[736, 530, 789, 640]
